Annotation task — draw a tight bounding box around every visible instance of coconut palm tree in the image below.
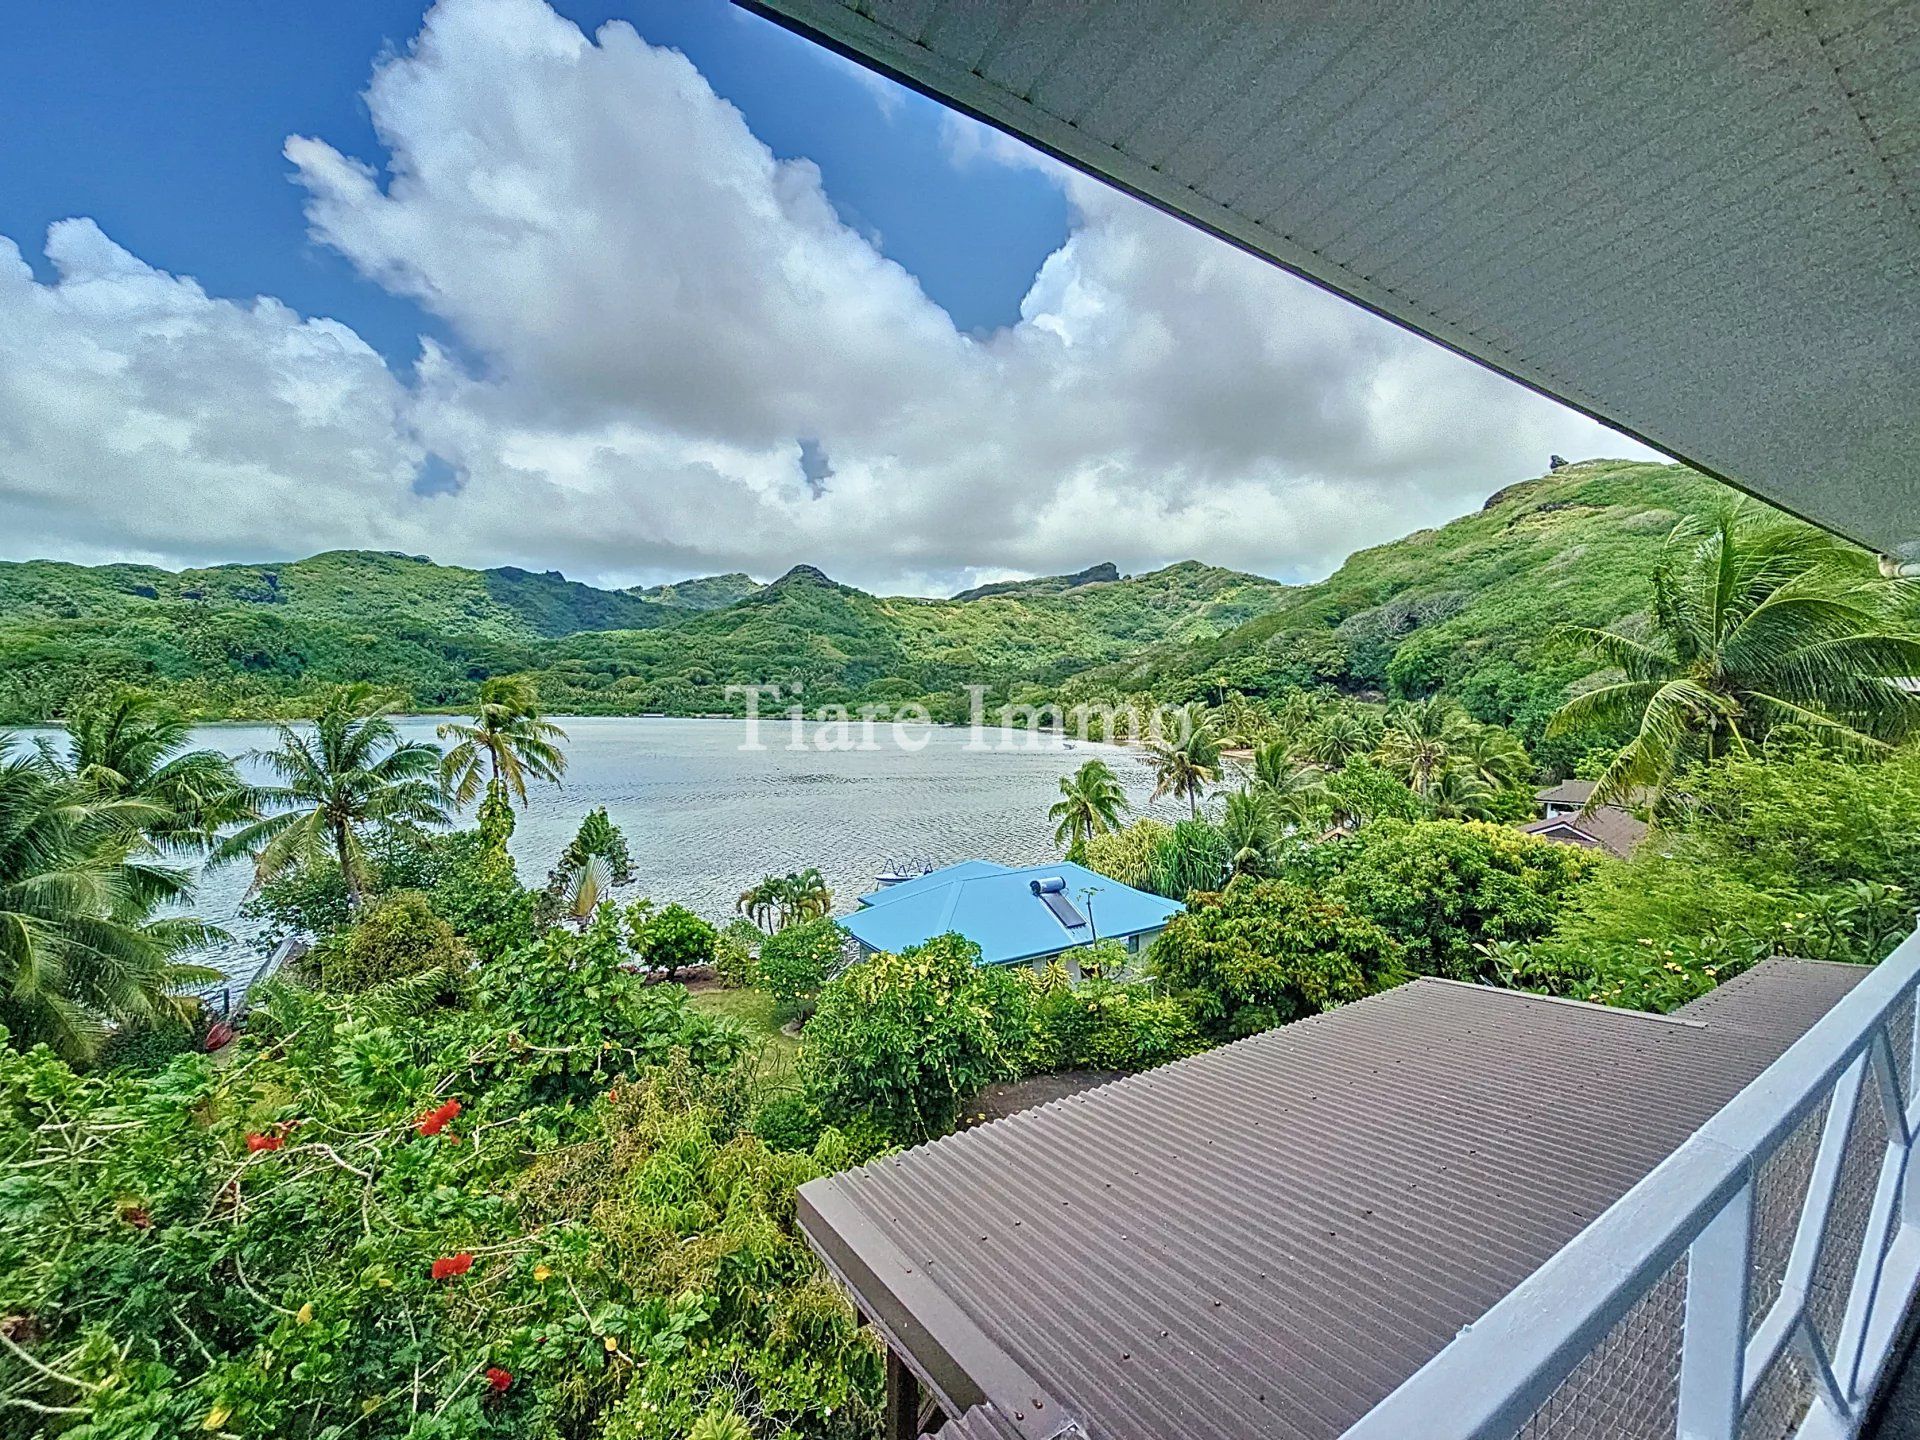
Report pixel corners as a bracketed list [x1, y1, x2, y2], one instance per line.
[1426, 766, 1498, 820]
[1250, 741, 1328, 827]
[736, 875, 781, 931]
[736, 868, 833, 929]
[1376, 697, 1476, 797]
[36, 689, 256, 853]
[219, 684, 446, 909]
[1220, 789, 1283, 878]
[1297, 709, 1374, 768]
[1048, 759, 1131, 853]
[437, 676, 569, 810]
[1146, 707, 1223, 818]
[781, 867, 833, 925]
[1550, 507, 1920, 809]
[1213, 692, 1274, 750]
[1455, 723, 1534, 791]
[0, 746, 218, 1059]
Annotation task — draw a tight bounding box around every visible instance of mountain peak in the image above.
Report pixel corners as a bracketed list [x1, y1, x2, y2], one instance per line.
[771, 563, 836, 587]
[951, 561, 1120, 602]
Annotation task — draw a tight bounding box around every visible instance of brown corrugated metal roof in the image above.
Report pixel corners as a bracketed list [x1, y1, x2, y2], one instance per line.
[801, 963, 1866, 1440]
[1535, 779, 1599, 807]
[1673, 956, 1873, 1041]
[928, 1404, 1047, 1440]
[1520, 806, 1651, 858]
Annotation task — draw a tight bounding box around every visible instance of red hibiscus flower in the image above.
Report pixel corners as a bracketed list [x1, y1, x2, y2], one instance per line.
[486, 1367, 512, 1394]
[244, 1133, 284, 1153]
[431, 1252, 474, 1281]
[416, 1099, 462, 1137]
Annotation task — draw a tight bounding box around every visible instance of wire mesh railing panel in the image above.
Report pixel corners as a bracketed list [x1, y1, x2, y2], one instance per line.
[1749, 1099, 1827, 1336]
[1808, 1073, 1893, 1356]
[1739, 1350, 1811, 1440]
[1886, 995, 1915, 1108]
[1510, 1259, 1687, 1440]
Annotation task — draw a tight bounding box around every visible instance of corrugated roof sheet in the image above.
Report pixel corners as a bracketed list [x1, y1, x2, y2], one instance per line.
[800, 962, 1867, 1440]
[741, 0, 1920, 560]
[1519, 806, 1650, 858]
[842, 860, 1183, 966]
[1535, 780, 1599, 807]
[927, 1403, 1041, 1440]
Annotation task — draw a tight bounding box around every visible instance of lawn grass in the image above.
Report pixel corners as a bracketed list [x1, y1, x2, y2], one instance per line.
[687, 984, 801, 1063]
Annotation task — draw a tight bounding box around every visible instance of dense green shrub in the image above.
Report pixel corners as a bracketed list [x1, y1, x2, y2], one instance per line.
[802, 935, 1030, 1142]
[714, 917, 764, 988]
[1323, 755, 1429, 828]
[93, 1013, 201, 1076]
[0, 989, 866, 1440]
[1150, 877, 1405, 1038]
[1310, 820, 1598, 980]
[758, 918, 845, 1019]
[430, 829, 539, 963]
[1683, 752, 1920, 904]
[1023, 971, 1202, 1073]
[631, 902, 717, 978]
[313, 889, 464, 993]
[463, 908, 743, 1107]
[1082, 818, 1171, 890]
[1510, 858, 1786, 1010]
[242, 824, 450, 941]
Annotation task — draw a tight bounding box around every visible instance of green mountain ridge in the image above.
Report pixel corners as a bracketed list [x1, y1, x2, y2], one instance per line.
[626, 572, 762, 610]
[0, 460, 1794, 731]
[531, 559, 1289, 718]
[0, 549, 684, 641]
[1061, 458, 1747, 749]
[0, 544, 1289, 722]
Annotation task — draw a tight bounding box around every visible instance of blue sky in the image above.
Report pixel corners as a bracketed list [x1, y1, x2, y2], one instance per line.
[0, 0, 1068, 363]
[0, 0, 1645, 592]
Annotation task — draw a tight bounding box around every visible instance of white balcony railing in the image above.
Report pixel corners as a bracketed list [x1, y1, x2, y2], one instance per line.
[1344, 930, 1920, 1440]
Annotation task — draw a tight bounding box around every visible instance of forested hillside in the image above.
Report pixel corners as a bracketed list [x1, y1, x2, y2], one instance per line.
[1064, 460, 1779, 747]
[0, 549, 685, 639]
[536, 559, 1287, 718]
[627, 572, 762, 610]
[4, 460, 1833, 728]
[0, 544, 1287, 722]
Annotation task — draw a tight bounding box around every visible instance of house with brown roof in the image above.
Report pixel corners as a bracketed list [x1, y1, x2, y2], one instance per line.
[1519, 779, 1649, 859]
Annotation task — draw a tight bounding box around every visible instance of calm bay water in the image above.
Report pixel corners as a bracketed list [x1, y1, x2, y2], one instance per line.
[36, 716, 1182, 991]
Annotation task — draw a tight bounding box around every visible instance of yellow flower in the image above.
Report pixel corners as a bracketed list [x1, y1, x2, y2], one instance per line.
[604, 1334, 620, 1353]
[295, 1302, 313, 1326]
[202, 1405, 232, 1431]
[533, 1263, 553, 1282]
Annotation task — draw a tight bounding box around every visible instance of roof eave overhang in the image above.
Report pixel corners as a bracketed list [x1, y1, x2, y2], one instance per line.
[735, 0, 1920, 558]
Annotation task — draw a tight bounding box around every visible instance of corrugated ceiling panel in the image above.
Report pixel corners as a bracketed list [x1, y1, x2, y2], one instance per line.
[740, 0, 1920, 557]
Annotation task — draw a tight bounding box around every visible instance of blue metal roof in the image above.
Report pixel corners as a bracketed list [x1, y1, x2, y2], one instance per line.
[856, 860, 1012, 910]
[842, 860, 1184, 967]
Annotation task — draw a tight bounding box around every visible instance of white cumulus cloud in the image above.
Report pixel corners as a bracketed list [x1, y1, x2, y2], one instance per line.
[0, 0, 1658, 594]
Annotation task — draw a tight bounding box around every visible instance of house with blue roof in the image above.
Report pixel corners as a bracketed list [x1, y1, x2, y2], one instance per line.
[840, 860, 1184, 972]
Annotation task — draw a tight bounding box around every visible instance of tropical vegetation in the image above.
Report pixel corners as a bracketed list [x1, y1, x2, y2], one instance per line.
[6, 453, 1920, 1437]
[1549, 506, 1920, 808]
[437, 675, 570, 810]
[217, 683, 446, 908]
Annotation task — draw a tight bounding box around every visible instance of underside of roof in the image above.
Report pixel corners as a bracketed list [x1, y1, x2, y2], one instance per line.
[740, 0, 1920, 558]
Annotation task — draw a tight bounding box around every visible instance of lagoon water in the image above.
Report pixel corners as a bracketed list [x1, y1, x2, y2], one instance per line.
[60, 715, 1184, 992]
